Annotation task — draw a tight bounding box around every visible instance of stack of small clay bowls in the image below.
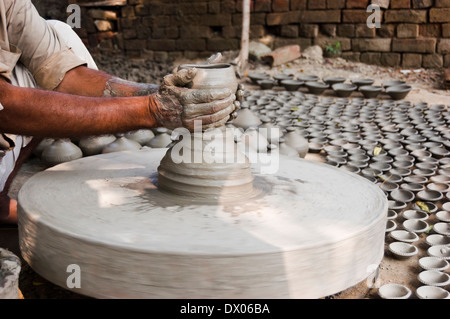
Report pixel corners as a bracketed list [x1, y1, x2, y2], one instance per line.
[241, 84, 449, 298]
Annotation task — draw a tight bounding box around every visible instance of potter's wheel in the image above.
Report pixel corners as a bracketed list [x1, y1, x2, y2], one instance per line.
[18, 148, 387, 299]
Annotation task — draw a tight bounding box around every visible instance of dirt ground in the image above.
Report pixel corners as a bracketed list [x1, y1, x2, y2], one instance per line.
[1, 49, 449, 299]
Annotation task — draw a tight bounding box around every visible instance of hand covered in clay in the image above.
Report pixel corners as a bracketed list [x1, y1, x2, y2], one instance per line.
[149, 68, 236, 131]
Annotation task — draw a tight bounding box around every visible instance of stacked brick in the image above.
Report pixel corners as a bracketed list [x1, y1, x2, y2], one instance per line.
[75, 0, 450, 68]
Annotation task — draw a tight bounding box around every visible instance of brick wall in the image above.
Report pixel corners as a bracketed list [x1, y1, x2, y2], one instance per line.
[73, 0, 450, 68]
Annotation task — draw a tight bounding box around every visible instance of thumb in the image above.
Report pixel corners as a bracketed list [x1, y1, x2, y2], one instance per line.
[164, 68, 197, 87]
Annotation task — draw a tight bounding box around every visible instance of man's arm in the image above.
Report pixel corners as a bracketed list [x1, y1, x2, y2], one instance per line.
[0, 67, 235, 137]
[55, 51, 225, 98]
[0, 78, 156, 138]
[55, 65, 160, 97]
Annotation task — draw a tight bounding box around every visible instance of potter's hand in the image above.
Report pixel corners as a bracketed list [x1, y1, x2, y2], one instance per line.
[149, 68, 236, 131]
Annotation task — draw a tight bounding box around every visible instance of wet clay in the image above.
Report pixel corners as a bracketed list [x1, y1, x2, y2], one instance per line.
[158, 128, 257, 201]
[157, 63, 253, 201]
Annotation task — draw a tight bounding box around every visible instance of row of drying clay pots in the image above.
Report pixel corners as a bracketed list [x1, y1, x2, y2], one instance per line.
[382, 203, 450, 299]
[248, 72, 412, 101]
[34, 124, 310, 167]
[33, 128, 173, 166]
[236, 89, 450, 298]
[306, 93, 450, 298]
[383, 183, 450, 299]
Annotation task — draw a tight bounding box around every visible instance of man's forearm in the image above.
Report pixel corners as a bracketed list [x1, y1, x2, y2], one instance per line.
[55, 66, 160, 97]
[0, 80, 157, 138]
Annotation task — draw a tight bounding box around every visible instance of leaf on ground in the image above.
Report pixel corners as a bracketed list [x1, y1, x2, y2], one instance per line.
[425, 225, 433, 234]
[373, 146, 382, 156]
[416, 201, 430, 214]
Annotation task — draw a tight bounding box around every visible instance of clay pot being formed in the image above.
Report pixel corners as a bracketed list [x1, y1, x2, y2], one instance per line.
[41, 138, 83, 166]
[178, 62, 240, 129]
[178, 63, 238, 94]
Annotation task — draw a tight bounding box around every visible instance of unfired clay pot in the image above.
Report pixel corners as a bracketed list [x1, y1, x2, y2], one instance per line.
[102, 135, 141, 153]
[179, 63, 239, 130]
[146, 129, 172, 148]
[284, 127, 309, 158]
[378, 283, 411, 299]
[259, 118, 282, 144]
[239, 127, 268, 153]
[159, 128, 255, 200]
[178, 63, 238, 93]
[278, 138, 298, 157]
[33, 138, 55, 157]
[416, 286, 450, 299]
[124, 129, 155, 145]
[232, 107, 262, 131]
[78, 134, 117, 156]
[41, 138, 83, 166]
[157, 63, 258, 201]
